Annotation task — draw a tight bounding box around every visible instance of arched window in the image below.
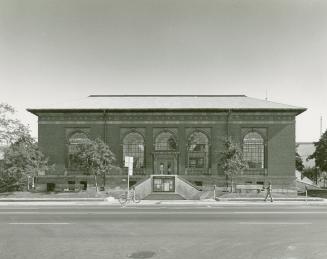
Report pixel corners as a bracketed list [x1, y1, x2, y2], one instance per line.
[243, 132, 265, 169]
[123, 132, 145, 168]
[68, 132, 89, 169]
[187, 131, 209, 168]
[155, 132, 177, 151]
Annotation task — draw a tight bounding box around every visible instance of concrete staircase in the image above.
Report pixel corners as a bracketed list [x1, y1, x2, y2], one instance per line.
[134, 175, 203, 200]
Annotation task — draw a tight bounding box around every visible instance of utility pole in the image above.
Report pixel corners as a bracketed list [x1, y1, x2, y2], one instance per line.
[320, 116, 323, 137]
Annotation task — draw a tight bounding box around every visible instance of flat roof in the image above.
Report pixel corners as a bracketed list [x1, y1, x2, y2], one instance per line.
[27, 95, 306, 115]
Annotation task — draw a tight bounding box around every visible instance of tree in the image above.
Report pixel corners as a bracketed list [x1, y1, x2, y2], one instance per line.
[303, 167, 319, 184]
[302, 167, 317, 182]
[295, 145, 304, 172]
[0, 102, 52, 192]
[308, 129, 327, 173]
[0, 103, 30, 146]
[73, 138, 116, 192]
[1, 135, 53, 192]
[219, 137, 248, 192]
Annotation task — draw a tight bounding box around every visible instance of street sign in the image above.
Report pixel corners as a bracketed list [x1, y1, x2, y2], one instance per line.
[124, 156, 130, 167]
[128, 166, 133, 176]
[125, 156, 133, 176]
[124, 156, 134, 192]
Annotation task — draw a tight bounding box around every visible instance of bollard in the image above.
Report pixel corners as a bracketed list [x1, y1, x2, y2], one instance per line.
[213, 185, 216, 200]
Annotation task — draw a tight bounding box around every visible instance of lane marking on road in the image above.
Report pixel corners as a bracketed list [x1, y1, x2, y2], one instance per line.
[0, 211, 327, 215]
[9, 222, 72, 225]
[233, 211, 327, 214]
[239, 222, 312, 225]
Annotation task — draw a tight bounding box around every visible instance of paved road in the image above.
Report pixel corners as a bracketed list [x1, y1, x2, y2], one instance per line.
[0, 204, 327, 259]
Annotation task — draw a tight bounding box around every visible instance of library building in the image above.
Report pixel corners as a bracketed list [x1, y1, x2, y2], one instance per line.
[27, 95, 306, 199]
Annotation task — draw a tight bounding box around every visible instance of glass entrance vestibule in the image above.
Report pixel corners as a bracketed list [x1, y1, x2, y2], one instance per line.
[152, 176, 175, 192]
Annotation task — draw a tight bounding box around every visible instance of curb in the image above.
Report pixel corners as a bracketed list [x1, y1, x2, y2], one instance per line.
[216, 198, 324, 202]
[0, 198, 325, 203]
[0, 200, 327, 207]
[0, 198, 106, 202]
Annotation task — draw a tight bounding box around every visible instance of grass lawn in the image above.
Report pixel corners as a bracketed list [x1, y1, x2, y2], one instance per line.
[0, 188, 124, 199]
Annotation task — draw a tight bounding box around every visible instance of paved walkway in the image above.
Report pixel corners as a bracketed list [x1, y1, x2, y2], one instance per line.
[0, 198, 326, 207]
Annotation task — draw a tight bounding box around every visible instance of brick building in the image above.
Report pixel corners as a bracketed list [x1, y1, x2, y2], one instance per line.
[27, 95, 305, 196]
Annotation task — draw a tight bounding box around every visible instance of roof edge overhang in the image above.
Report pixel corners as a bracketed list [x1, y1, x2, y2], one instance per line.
[88, 94, 248, 97]
[27, 107, 307, 116]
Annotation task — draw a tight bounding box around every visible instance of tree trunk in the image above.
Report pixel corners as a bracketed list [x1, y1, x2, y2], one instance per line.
[94, 174, 98, 192]
[225, 175, 230, 192]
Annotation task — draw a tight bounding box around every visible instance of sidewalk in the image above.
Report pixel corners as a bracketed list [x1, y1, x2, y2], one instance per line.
[0, 197, 104, 202]
[0, 197, 326, 207]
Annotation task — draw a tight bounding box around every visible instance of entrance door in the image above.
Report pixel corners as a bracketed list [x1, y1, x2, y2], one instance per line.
[156, 158, 174, 175]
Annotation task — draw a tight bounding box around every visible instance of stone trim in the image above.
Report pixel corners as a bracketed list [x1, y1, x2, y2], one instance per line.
[119, 128, 146, 141]
[39, 120, 294, 125]
[39, 112, 295, 123]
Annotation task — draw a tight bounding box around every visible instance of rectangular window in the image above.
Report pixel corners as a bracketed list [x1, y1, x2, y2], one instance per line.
[80, 181, 87, 190]
[188, 154, 206, 168]
[68, 181, 75, 191]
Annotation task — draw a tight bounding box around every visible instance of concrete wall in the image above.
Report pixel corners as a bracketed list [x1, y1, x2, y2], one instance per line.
[134, 177, 152, 200]
[175, 176, 201, 199]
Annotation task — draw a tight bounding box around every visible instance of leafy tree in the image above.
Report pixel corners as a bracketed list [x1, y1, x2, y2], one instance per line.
[295, 145, 304, 172]
[0, 102, 51, 192]
[73, 138, 116, 192]
[308, 129, 327, 172]
[219, 137, 248, 192]
[1, 135, 53, 192]
[303, 167, 319, 184]
[0, 103, 30, 146]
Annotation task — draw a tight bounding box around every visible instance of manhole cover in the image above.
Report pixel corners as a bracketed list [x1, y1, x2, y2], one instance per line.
[127, 251, 156, 258]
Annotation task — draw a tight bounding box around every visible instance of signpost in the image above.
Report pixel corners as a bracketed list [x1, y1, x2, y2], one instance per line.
[124, 156, 134, 196]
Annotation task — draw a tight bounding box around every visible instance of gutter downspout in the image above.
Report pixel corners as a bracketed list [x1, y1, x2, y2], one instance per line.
[227, 109, 232, 138]
[103, 110, 107, 143]
[103, 110, 107, 188]
[226, 109, 232, 191]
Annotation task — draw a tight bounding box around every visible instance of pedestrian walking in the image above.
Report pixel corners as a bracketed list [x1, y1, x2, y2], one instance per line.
[264, 181, 273, 202]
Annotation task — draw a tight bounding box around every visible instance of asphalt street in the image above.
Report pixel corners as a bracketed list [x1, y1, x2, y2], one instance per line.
[0, 204, 327, 259]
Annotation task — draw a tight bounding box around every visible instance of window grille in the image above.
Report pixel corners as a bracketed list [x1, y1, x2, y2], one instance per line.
[187, 131, 209, 169]
[68, 132, 89, 169]
[155, 132, 177, 151]
[243, 132, 265, 169]
[122, 132, 145, 168]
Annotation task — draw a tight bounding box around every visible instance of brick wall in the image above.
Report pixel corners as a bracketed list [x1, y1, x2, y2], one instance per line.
[36, 111, 298, 189]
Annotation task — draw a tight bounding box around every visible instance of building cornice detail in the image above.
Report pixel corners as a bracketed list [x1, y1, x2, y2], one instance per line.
[39, 113, 295, 124]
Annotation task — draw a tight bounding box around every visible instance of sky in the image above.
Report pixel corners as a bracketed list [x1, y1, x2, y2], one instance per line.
[0, 0, 326, 142]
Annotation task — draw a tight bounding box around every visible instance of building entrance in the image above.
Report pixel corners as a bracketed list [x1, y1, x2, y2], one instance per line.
[156, 158, 174, 175]
[153, 176, 175, 192]
[153, 152, 178, 175]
